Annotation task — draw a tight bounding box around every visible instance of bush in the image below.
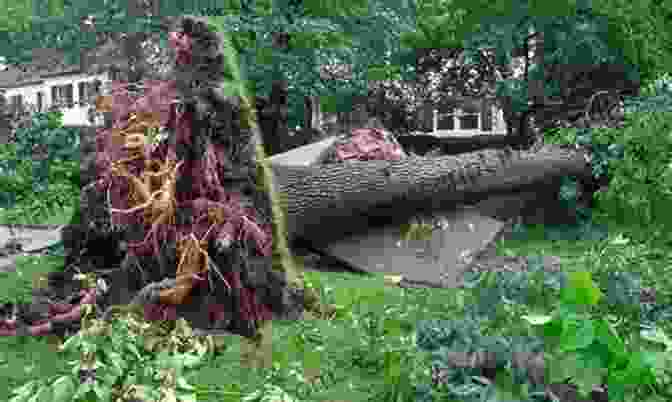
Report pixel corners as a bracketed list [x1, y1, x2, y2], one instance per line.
[590, 110, 672, 232]
[543, 89, 672, 242]
[0, 111, 80, 223]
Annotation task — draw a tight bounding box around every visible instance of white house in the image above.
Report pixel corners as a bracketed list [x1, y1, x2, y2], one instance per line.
[429, 97, 508, 136]
[0, 48, 120, 126]
[316, 62, 509, 137]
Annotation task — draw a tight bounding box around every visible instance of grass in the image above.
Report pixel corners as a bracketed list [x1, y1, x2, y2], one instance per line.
[495, 218, 672, 300]
[2, 183, 672, 401]
[0, 205, 73, 226]
[0, 250, 461, 402]
[188, 265, 459, 402]
[0, 254, 65, 306]
[1, 211, 671, 401]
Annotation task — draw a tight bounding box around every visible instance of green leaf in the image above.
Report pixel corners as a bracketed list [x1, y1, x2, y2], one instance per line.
[50, 376, 76, 402]
[561, 270, 603, 307]
[609, 233, 631, 245]
[73, 380, 93, 399]
[559, 319, 596, 353]
[27, 385, 50, 402]
[571, 352, 606, 399]
[93, 380, 110, 401]
[9, 380, 38, 402]
[176, 376, 195, 390]
[176, 391, 197, 402]
[623, 350, 657, 386]
[383, 350, 402, 381]
[548, 352, 579, 383]
[593, 319, 628, 368]
[521, 314, 553, 325]
[640, 327, 672, 352]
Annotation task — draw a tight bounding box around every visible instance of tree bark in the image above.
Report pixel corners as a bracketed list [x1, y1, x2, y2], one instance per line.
[124, 0, 152, 83]
[271, 144, 592, 242]
[257, 32, 293, 156]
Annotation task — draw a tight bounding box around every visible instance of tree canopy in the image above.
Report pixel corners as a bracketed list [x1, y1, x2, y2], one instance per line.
[0, 0, 417, 131]
[395, 0, 672, 143]
[1, 0, 670, 136]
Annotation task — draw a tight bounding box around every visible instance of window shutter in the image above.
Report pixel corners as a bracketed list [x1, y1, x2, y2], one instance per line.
[482, 98, 492, 131]
[51, 86, 58, 107]
[79, 82, 85, 104]
[423, 103, 434, 132]
[66, 84, 73, 107]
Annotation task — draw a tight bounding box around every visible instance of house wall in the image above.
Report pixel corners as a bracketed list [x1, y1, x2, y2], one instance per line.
[2, 71, 110, 126]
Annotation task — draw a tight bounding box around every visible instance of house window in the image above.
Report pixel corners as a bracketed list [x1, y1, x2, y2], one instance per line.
[456, 102, 480, 130]
[436, 106, 456, 130]
[78, 81, 99, 105]
[108, 69, 120, 81]
[9, 94, 23, 115]
[78, 82, 85, 104]
[433, 99, 483, 135]
[51, 84, 74, 108]
[459, 113, 479, 130]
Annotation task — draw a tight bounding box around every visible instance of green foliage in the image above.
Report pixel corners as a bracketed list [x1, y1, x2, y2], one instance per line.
[523, 268, 662, 401]
[0, 0, 33, 32]
[403, 0, 672, 146]
[4, 233, 672, 402]
[460, 1, 639, 114]
[539, 87, 672, 242]
[0, 111, 79, 224]
[591, 110, 672, 230]
[8, 308, 214, 402]
[0, 145, 77, 225]
[591, 0, 672, 89]
[0, 255, 65, 305]
[625, 73, 672, 114]
[0, 143, 33, 210]
[418, 241, 672, 402]
[11, 111, 80, 186]
[0, 334, 70, 402]
[1, 0, 416, 131]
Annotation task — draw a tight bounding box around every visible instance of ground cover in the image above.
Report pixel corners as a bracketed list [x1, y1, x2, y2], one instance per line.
[1, 212, 672, 402]
[0, 206, 73, 226]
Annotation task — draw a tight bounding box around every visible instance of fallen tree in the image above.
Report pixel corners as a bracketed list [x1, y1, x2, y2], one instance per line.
[271, 143, 593, 243]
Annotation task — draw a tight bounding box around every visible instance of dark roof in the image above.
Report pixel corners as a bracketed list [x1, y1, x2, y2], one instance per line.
[0, 48, 83, 89]
[0, 43, 126, 89]
[0, 67, 33, 89]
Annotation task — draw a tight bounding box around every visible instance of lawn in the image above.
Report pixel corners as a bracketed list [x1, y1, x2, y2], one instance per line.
[0, 205, 73, 226]
[2, 208, 672, 402]
[3, 106, 672, 401]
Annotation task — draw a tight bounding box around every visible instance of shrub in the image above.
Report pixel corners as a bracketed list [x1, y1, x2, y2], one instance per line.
[0, 111, 80, 223]
[590, 110, 672, 232]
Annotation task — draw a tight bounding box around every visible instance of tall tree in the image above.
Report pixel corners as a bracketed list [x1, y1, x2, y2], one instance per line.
[400, 0, 672, 146]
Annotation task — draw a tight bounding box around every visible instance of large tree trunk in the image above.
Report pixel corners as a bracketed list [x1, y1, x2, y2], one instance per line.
[257, 32, 293, 156]
[271, 144, 592, 242]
